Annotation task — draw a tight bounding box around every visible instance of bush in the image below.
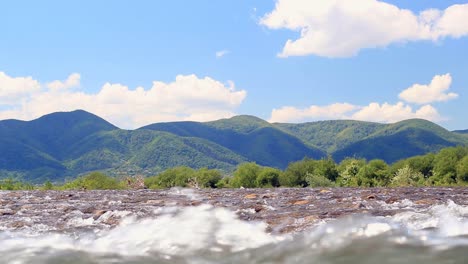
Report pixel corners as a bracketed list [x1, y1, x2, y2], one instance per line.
[230, 162, 261, 188]
[391, 165, 423, 187]
[280, 158, 316, 187]
[145, 167, 195, 189]
[61, 172, 122, 190]
[256, 167, 281, 187]
[305, 173, 334, 187]
[194, 168, 222, 188]
[0, 178, 34, 190]
[215, 176, 231, 188]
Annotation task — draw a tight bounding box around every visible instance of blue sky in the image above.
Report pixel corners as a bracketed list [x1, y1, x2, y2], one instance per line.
[0, 0, 467, 130]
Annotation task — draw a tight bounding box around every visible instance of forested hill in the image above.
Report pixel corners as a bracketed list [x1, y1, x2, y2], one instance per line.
[0, 110, 466, 182]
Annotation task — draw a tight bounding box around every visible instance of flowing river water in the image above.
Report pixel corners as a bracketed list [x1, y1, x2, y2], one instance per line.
[0, 187, 467, 264]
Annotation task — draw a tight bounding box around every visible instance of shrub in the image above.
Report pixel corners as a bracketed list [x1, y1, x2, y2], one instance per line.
[230, 162, 261, 188]
[256, 167, 281, 187]
[391, 165, 423, 187]
[61, 172, 122, 190]
[305, 173, 334, 187]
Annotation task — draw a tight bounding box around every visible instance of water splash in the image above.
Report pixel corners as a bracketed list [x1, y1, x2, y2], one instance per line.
[1, 201, 468, 264]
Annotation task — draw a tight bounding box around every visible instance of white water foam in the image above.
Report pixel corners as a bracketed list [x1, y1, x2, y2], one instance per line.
[1, 200, 468, 264]
[0, 205, 285, 260]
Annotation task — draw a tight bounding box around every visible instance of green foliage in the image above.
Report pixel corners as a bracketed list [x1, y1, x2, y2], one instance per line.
[305, 173, 335, 187]
[391, 165, 424, 187]
[429, 146, 468, 185]
[194, 168, 222, 188]
[0, 178, 34, 190]
[280, 158, 316, 187]
[277, 120, 381, 153]
[456, 156, 468, 184]
[256, 167, 281, 187]
[231, 163, 261, 188]
[61, 172, 122, 190]
[356, 159, 389, 187]
[215, 176, 231, 188]
[314, 158, 339, 181]
[336, 158, 366, 187]
[145, 167, 223, 189]
[2, 110, 466, 182]
[42, 180, 54, 190]
[280, 158, 338, 187]
[145, 167, 194, 189]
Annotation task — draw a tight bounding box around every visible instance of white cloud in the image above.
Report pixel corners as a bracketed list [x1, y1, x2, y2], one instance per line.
[46, 73, 80, 90]
[260, 0, 468, 58]
[0, 73, 247, 129]
[216, 50, 230, 58]
[0, 72, 41, 104]
[351, 102, 442, 123]
[270, 103, 357, 123]
[399, 74, 458, 104]
[269, 102, 442, 124]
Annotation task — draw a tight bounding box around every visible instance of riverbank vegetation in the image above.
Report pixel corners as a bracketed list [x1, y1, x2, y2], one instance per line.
[1, 146, 467, 190]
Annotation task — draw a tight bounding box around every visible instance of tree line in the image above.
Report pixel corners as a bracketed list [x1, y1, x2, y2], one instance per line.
[1, 146, 467, 190]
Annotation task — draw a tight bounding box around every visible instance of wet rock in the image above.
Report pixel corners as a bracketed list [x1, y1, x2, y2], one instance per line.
[415, 199, 433, 205]
[292, 200, 309, 205]
[254, 205, 263, 213]
[93, 210, 107, 220]
[0, 187, 467, 234]
[353, 202, 367, 209]
[80, 206, 96, 214]
[0, 209, 15, 215]
[9, 221, 27, 228]
[244, 194, 257, 199]
[385, 197, 399, 204]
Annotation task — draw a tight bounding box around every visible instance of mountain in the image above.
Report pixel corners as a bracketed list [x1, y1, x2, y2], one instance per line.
[0, 110, 118, 180]
[0, 110, 466, 183]
[275, 120, 382, 153]
[453, 129, 468, 134]
[278, 119, 468, 163]
[140, 115, 326, 169]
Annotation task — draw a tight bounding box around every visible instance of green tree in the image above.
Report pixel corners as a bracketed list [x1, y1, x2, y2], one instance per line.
[336, 158, 366, 187]
[256, 167, 281, 187]
[314, 157, 339, 181]
[456, 156, 468, 184]
[305, 172, 334, 187]
[231, 162, 261, 188]
[356, 159, 389, 187]
[194, 168, 222, 188]
[430, 147, 467, 185]
[391, 165, 423, 187]
[61, 172, 122, 190]
[42, 180, 54, 190]
[145, 166, 195, 189]
[280, 158, 316, 187]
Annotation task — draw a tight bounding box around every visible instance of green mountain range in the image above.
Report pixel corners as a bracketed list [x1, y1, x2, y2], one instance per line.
[0, 110, 466, 182]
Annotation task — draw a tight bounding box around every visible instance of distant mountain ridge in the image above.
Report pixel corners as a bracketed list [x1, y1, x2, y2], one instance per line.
[0, 110, 466, 182]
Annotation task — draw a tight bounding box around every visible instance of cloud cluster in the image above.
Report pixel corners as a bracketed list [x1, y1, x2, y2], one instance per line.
[399, 74, 458, 104]
[46, 73, 81, 90]
[269, 74, 458, 123]
[270, 102, 441, 124]
[0, 72, 246, 129]
[260, 0, 468, 57]
[0, 72, 41, 104]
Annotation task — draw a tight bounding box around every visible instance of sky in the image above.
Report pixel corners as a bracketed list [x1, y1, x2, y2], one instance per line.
[0, 0, 467, 130]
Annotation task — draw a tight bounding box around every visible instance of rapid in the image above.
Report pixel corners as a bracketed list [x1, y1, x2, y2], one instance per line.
[0, 188, 467, 264]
